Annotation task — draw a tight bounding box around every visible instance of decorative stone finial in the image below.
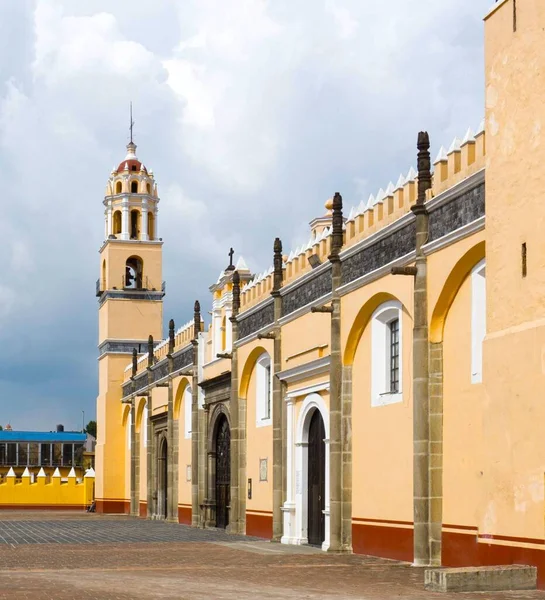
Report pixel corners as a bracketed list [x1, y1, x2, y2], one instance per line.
[194, 301, 201, 338]
[147, 335, 154, 368]
[417, 131, 431, 204]
[330, 192, 344, 256]
[273, 238, 283, 292]
[169, 319, 175, 355]
[132, 348, 137, 377]
[232, 271, 241, 315]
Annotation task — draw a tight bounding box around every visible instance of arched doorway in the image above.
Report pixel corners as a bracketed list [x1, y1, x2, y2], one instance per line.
[307, 409, 325, 546]
[158, 437, 168, 519]
[215, 415, 231, 529]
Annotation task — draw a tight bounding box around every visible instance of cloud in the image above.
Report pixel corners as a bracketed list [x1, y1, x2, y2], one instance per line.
[0, 0, 490, 429]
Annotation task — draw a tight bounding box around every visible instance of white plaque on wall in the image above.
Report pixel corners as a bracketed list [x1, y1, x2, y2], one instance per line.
[186, 465, 192, 481]
[259, 458, 268, 482]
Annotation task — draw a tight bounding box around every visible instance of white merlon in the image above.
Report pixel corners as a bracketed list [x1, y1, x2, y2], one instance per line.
[434, 147, 448, 164]
[22, 467, 30, 477]
[374, 189, 385, 205]
[385, 182, 395, 197]
[85, 467, 95, 478]
[37, 468, 46, 478]
[476, 118, 485, 135]
[68, 467, 77, 478]
[356, 199, 366, 215]
[448, 137, 462, 154]
[6, 467, 15, 477]
[395, 174, 406, 190]
[346, 206, 356, 222]
[288, 250, 295, 262]
[406, 166, 417, 181]
[52, 468, 61, 478]
[461, 127, 475, 146]
[235, 256, 249, 271]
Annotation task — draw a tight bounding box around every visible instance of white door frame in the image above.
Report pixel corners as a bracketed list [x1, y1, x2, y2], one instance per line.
[281, 389, 330, 550]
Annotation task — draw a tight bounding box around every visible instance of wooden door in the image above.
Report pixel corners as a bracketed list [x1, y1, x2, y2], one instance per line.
[215, 416, 231, 529]
[307, 410, 325, 546]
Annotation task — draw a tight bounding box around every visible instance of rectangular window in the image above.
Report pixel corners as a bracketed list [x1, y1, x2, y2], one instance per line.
[389, 319, 400, 393]
[265, 364, 272, 420]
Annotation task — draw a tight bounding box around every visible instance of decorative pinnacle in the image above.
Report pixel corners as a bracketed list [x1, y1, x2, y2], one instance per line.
[330, 192, 344, 256]
[232, 270, 241, 314]
[147, 335, 154, 368]
[168, 319, 175, 354]
[273, 237, 283, 292]
[416, 131, 431, 205]
[194, 301, 201, 337]
[132, 348, 137, 377]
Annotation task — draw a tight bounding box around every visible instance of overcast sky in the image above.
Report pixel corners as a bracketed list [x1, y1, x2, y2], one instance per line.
[0, 0, 490, 431]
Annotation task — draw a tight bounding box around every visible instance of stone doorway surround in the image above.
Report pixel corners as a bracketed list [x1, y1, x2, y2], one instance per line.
[281, 384, 330, 551]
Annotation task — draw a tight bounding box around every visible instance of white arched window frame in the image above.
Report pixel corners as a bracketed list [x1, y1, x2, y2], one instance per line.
[471, 260, 486, 384]
[371, 300, 403, 407]
[142, 403, 148, 448]
[184, 386, 192, 439]
[256, 353, 272, 427]
[127, 409, 132, 450]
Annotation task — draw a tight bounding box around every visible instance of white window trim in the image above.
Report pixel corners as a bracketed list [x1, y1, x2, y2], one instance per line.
[471, 259, 486, 384]
[184, 386, 192, 439]
[371, 300, 403, 407]
[142, 403, 148, 448]
[256, 353, 273, 427]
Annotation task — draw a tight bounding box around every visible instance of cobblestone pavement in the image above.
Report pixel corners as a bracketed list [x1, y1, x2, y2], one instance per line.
[1, 511, 545, 599]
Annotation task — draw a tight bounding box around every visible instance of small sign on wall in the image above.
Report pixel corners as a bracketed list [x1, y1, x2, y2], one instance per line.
[259, 458, 268, 482]
[186, 465, 192, 481]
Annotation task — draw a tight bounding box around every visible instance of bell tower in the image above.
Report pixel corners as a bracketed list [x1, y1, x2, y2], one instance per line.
[95, 136, 164, 513]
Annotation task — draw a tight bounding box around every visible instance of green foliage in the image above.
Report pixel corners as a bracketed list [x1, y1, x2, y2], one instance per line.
[85, 420, 97, 438]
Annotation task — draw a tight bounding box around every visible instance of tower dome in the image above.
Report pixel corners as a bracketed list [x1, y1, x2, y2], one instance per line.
[103, 140, 160, 243]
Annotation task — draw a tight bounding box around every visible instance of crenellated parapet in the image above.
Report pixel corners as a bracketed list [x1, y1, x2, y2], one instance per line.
[123, 319, 201, 381]
[235, 123, 486, 320]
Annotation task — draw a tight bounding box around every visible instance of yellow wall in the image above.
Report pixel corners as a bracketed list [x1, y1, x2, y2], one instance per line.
[0, 474, 94, 508]
[99, 241, 163, 292]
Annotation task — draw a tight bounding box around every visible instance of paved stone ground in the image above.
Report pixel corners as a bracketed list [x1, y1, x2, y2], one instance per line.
[1, 511, 545, 599]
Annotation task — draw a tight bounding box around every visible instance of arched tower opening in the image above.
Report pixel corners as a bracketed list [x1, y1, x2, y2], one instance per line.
[131, 180, 139, 194]
[113, 211, 122, 235]
[148, 212, 155, 240]
[130, 210, 139, 240]
[125, 256, 143, 289]
[115, 181, 122, 194]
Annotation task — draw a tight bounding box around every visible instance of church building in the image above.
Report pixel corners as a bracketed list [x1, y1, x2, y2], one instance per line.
[96, 0, 545, 587]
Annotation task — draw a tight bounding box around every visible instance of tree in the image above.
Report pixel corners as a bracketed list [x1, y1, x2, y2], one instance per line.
[85, 420, 97, 438]
[0, 425, 3, 431]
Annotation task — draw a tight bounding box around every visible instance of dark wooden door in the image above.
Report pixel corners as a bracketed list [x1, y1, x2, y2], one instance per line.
[161, 440, 168, 518]
[307, 410, 325, 546]
[215, 416, 231, 529]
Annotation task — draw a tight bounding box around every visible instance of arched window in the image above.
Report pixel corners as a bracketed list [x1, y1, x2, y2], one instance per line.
[148, 212, 154, 240]
[125, 256, 143, 289]
[371, 300, 403, 407]
[184, 386, 192, 439]
[146, 183, 151, 194]
[131, 180, 139, 193]
[115, 181, 122, 194]
[130, 210, 139, 240]
[256, 353, 272, 426]
[471, 260, 486, 383]
[101, 260, 106, 290]
[113, 211, 122, 235]
[142, 402, 148, 448]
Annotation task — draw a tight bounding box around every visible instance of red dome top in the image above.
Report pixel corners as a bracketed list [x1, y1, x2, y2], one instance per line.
[117, 159, 145, 173]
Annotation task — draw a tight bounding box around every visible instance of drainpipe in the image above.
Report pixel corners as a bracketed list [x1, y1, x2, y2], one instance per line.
[166, 319, 176, 522]
[191, 302, 201, 527]
[229, 271, 242, 533]
[271, 237, 284, 541]
[146, 335, 154, 519]
[130, 348, 138, 516]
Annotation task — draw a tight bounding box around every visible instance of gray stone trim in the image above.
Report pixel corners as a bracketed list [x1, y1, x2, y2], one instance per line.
[277, 356, 331, 384]
[98, 339, 151, 357]
[423, 216, 485, 256]
[282, 268, 332, 317]
[237, 300, 274, 340]
[428, 181, 485, 243]
[98, 289, 164, 305]
[341, 221, 416, 286]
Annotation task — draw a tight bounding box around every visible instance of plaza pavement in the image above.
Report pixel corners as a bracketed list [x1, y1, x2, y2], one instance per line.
[0, 511, 544, 599]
